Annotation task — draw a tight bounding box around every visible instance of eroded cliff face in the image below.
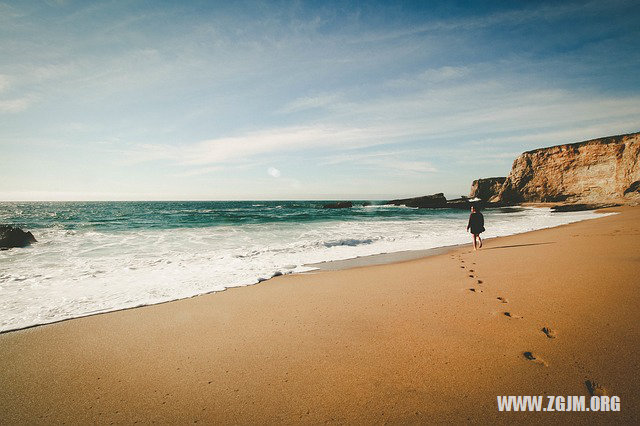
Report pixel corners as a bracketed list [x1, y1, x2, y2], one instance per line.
[497, 132, 640, 204]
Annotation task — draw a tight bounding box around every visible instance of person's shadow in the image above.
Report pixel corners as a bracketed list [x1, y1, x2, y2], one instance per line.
[484, 242, 555, 250]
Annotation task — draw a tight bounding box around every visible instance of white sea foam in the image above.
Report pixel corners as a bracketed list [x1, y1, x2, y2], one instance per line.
[0, 208, 611, 332]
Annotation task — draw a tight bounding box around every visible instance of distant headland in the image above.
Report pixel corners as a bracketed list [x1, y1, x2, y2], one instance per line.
[325, 131, 640, 211]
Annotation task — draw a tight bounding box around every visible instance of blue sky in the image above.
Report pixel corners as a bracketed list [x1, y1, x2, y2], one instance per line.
[1, 0, 639, 200]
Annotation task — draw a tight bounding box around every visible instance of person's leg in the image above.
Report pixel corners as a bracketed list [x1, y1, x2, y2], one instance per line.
[472, 234, 478, 250]
[477, 234, 482, 248]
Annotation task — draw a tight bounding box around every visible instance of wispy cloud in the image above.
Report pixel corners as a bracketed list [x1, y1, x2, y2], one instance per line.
[122, 81, 640, 172]
[321, 149, 437, 174]
[0, 95, 34, 113]
[124, 125, 388, 166]
[0, 74, 9, 92]
[278, 92, 343, 114]
[388, 66, 469, 88]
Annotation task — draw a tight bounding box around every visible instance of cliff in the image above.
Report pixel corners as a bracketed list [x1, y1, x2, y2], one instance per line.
[497, 132, 640, 204]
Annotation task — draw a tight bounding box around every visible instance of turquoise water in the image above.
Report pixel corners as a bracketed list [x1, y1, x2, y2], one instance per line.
[0, 201, 465, 231]
[0, 201, 606, 332]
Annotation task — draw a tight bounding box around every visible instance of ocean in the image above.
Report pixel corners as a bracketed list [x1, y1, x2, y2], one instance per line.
[0, 201, 607, 332]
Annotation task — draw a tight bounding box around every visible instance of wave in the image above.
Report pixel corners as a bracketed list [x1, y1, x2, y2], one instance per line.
[364, 204, 418, 209]
[0, 207, 611, 332]
[323, 238, 375, 247]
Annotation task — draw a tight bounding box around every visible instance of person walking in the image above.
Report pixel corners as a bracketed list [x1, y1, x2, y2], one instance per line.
[466, 205, 485, 250]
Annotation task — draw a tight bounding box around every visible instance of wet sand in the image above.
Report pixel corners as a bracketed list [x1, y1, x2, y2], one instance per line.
[1, 207, 638, 424]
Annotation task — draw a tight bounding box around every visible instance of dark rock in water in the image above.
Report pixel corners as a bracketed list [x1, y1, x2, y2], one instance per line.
[257, 277, 268, 283]
[323, 201, 353, 209]
[0, 225, 37, 249]
[272, 271, 283, 277]
[361, 201, 372, 207]
[386, 193, 447, 209]
[551, 203, 620, 212]
[445, 197, 472, 210]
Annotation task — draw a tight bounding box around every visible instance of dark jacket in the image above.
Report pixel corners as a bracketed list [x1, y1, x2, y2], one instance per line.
[467, 212, 485, 234]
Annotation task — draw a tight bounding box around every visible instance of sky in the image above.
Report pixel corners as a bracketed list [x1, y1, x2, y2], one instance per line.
[1, 0, 639, 201]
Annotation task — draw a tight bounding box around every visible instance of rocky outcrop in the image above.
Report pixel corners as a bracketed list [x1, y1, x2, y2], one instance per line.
[385, 194, 500, 210]
[323, 201, 353, 209]
[386, 193, 447, 208]
[0, 225, 37, 249]
[497, 132, 640, 204]
[447, 196, 500, 209]
[445, 197, 471, 209]
[470, 177, 506, 202]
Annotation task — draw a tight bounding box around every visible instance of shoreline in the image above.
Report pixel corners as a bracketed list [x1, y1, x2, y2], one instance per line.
[1, 206, 638, 423]
[0, 245, 465, 335]
[305, 206, 616, 272]
[0, 208, 612, 335]
[305, 244, 461, 271]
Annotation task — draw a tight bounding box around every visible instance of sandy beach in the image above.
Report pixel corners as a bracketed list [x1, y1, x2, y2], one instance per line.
[1, 207, 638, 424]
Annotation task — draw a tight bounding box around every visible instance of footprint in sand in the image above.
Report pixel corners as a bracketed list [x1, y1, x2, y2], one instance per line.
[469, 269, 474, 272]
[468, 274, 475, 278]
[469, 288, 482, 293]
[477, 279, 483, 284]
[541, 327, 557, 339]
[585, 380, 607, 396]
[523, 352, 548, 366]
[503, 312, 522, 319]
[496, 296, 508, 303]
[460, 266, 465, 269]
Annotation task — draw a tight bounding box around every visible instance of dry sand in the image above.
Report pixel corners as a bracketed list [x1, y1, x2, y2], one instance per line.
[1, 207, 639, 424]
